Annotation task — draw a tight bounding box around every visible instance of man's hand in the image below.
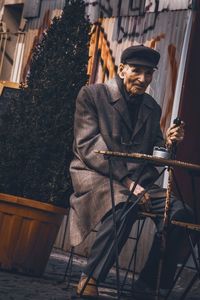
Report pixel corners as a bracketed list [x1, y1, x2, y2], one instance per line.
[122, 177, 150, 203]
[165, 121, 185, 147]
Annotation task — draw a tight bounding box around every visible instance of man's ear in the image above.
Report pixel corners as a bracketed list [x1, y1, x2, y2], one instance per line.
[118, 63, 125, 79]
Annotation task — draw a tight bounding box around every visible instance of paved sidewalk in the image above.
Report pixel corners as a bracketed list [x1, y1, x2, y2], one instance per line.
[0, 249, 199, 299]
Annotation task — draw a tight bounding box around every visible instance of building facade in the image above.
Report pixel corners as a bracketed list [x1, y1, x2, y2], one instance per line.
[0, 0, 65, 84]
[1, 0, 200, 270]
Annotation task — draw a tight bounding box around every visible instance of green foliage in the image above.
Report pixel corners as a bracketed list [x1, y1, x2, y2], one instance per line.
[0, 88, 25, 196]
[0, 0, 90, 207]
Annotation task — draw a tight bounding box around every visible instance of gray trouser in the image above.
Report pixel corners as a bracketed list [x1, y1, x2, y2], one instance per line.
[83, 195, 193, 289]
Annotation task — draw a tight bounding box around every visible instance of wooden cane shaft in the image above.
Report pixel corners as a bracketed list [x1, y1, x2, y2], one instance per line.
[164, 168, 173, 227]
[95, 150, 200, 173]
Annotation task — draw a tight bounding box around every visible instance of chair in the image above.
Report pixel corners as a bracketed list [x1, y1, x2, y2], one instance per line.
[165, 220, 200, 300]
[63, 212, 163, 299]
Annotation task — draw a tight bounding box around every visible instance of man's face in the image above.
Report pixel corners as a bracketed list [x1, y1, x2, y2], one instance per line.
[118, 64, 155, 96]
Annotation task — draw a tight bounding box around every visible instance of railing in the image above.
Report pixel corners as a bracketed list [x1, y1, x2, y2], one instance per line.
[10, 31, 25, 83]
[0, 21, 8, 77]
[0, 21, 25, 83]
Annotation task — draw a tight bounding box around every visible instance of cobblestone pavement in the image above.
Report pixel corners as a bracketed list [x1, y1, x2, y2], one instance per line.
[0, 249, 199, 300]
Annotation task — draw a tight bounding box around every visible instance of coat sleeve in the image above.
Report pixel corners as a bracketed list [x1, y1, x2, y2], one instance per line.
[73, 86, 130, 181]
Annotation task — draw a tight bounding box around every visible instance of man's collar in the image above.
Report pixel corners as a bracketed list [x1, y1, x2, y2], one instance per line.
[115, 75, 142, 104]
[105, 76, 154, 109]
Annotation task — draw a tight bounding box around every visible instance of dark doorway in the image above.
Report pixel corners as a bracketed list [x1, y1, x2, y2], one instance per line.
[175, 8, 200, 222]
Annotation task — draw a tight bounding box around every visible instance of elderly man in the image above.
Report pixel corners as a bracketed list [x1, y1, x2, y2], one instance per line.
[69, 45, 192, 298]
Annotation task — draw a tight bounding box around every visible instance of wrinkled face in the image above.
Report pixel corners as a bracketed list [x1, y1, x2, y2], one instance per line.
[118, 64, 155, 96]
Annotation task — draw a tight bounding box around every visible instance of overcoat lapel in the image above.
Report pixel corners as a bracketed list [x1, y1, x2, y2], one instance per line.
[106, 79, 154, 138]
[131, 95, 153, 139]
[105, 79, 132, 131]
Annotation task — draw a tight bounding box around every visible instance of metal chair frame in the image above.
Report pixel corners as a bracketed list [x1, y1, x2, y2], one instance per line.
[165, 221, 200, 300]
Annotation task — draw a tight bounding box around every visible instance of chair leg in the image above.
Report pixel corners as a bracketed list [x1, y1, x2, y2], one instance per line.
[118, 218, 146, 296]
[179, 273, 198, 300]
[179, 232, 200, 299]
[63, 246, 75, 288]
[165, 253, 190, 299]
[188, 232, 200, 275]
[131, 219, 146, 289]
[166, 225, 200, 299]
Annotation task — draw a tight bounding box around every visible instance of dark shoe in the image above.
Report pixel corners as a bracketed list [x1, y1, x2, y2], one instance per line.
[77, 275, 99, 298]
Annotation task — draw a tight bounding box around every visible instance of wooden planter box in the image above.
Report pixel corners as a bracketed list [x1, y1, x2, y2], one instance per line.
[0, 193, 68, 276]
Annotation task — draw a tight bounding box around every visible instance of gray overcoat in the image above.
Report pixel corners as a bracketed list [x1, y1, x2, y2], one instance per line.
[68, 78, 164, 247]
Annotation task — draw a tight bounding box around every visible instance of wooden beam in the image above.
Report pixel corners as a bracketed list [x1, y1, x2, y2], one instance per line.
[0, 80, 20, 96]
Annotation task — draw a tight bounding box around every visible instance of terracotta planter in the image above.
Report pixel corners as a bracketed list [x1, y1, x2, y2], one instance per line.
[0, 193, 68, 276]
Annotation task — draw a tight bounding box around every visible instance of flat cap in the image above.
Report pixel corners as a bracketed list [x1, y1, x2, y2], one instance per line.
[121, 45, 160, 68]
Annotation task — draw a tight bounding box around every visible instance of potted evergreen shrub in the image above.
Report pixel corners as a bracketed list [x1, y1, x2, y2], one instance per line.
[0, 0, 89, 276]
